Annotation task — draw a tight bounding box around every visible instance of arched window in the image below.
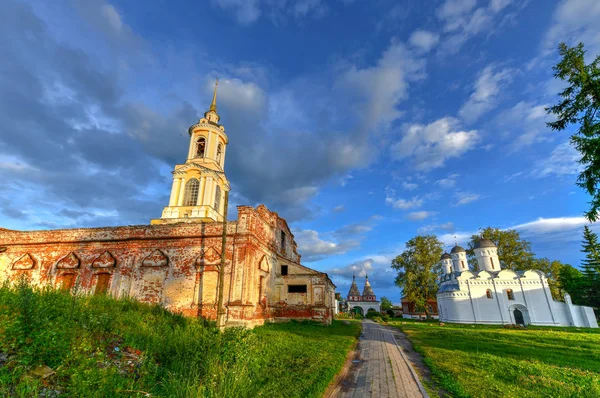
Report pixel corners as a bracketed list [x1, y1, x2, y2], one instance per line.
[216, 143, 223, 164]
[486, 289, 493, 299]
[214, 185, 221, 211]
[490, 257, 495, 269]
[507, 289, 515, 300]
[183, 179, 199, 206]
[461, 260, 465, 269]
[196, 137, 206, 158]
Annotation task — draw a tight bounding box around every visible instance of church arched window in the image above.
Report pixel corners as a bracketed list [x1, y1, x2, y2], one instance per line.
[486, 289, 493, 299]
[196, 137, 206, 158]
[506, 289, 515, 300]
[216, 143, 223, 164]
[214, 185, 221, 211]
[183, 179, 199, 206]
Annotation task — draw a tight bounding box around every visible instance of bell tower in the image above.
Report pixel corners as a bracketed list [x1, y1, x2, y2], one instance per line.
[151, 79, 230, 224]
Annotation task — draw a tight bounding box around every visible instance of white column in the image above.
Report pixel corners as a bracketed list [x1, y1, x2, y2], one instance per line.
[206, 132, 213, 160]
[168, 177, 181, 206]
[203, 177, 213, 206]
[188, 135, 195, 160]
[177, 177, 186, 206]
[197, 177, 206, 206]
[221, 143, 227, 168]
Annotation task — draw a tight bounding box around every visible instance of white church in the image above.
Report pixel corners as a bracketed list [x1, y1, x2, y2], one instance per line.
[437, 239, 598, 328]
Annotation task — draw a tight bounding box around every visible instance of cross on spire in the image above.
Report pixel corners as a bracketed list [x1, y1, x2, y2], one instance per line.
[209, 78, 218, 113]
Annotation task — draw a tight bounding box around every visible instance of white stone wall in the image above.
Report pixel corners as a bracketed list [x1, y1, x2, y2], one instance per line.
[349, 301, 381, 315]
[437, 269, 598, 328]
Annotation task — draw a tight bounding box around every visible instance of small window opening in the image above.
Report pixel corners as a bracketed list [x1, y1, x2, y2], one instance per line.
[196, 137, 206, 158]
[183, 179, 200, 206]
[461, 260, 465, 269]
[281, 231, 286, 251]
[217, 143, 223, 164]
[486, 289, 493, 299]
[490, 257, 495, 269]
[288, 285, 307, 293]
[281, 265, 288, 276]
[58, 273, 76, 291]
[214, 185, 221, 211]
[95, 273, 111, 296]
[507, 289, 515, 300]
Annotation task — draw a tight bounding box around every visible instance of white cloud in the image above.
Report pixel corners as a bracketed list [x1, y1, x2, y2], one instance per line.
[454, 191, 481, 206]
[418, 221, 455, 234]
[438, 231, 475, 248]
[407, 211, 435, 221]
[436, 0, 522, 54]
[531, 141, 583, 178]
[402, 182, 418, 191]
[544, 0, 600, 57]
[340, 174, 353, 187]
[437, 0, 477, 22]
[391, 117, 479, 170]
[336, 41, 425, 131]
[502, 171, 524, 183]
[212, 0, 261, 24]
[496, 101, 552, 150]
[513, 217, 591, 235]
[436, 173, 460, 189]
[294, 229, 359, 262]
[409, 30, 440, 53]
[212, 0, 329, 25]
[459, 65, 513, 124]
[332, 205, 345, 213]
[385, 193, 423, 210]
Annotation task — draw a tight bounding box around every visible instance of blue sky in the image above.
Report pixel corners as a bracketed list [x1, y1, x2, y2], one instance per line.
[1, 0, 599, 303]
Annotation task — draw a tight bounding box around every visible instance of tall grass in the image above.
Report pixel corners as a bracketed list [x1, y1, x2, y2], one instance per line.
[0, 279, 359, 397]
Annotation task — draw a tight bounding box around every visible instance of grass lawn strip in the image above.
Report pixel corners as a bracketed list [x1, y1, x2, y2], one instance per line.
[389, 320, 600, 398]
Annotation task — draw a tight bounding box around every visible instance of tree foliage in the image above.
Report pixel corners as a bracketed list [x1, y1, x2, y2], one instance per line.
[580, 225, 600, 307]
[531, 258, 569, 301]
[466, 227, 535, 271]
[558, 264, 585, 305]
[379, 296, 393, 311]
[391, 235, 443, 318]
[546, 42, 600, 221]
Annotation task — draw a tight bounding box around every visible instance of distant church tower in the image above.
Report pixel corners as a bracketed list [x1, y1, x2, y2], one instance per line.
[152, 80, 230, 224]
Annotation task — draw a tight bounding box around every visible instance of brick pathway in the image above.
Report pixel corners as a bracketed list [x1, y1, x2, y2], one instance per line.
[333, 320, 428, 398]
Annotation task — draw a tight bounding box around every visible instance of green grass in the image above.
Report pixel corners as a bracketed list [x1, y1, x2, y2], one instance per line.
[0, 280, 360, 397]
[389, 320, 600, 398]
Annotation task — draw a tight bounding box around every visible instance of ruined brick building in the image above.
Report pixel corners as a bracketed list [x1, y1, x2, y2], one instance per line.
[0, 81, 336, 327]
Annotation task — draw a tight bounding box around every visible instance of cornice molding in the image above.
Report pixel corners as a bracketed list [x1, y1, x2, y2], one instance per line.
[188, 122, 228, 143]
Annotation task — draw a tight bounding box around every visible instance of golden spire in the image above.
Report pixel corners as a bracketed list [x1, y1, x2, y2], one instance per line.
[209, 78, 218, 112]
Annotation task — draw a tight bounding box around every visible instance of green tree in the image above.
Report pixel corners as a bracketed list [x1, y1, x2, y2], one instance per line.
[546, 42, 600, 221]
[466, 227, 535, 271]
[531, 258, 568, 301]
[380, 296, 393, 311]
[580, 225, 600, 307]
[391, 235, 443, 319]
[558, 264, 585, 305]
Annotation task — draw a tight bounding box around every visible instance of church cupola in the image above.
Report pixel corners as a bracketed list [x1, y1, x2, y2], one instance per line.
[450, 244, 468, 272]
[362, 275, 376, 302]
[151, 79, 230, 224]
[347, 274, 361, 301]
[440, 253, 453, 274]
[474, 238, 500, 271]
